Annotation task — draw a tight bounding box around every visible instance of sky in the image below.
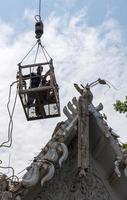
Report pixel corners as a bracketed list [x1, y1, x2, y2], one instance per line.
[0, 0, 127, 178]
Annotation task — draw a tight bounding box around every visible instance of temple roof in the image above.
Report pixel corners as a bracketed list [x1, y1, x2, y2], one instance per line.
[0, 85, 127, 200]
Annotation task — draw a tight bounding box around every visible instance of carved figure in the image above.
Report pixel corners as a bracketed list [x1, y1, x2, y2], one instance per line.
[22, 163, 39, 188]
[43, 141, 68, 167]
[21, 141, 68, 189]
[41, 161, 55, 187]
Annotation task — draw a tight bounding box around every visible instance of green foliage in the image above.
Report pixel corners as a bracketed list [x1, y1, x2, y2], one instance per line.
[114, 96, 127, 114]
[122, 143, 127, 149]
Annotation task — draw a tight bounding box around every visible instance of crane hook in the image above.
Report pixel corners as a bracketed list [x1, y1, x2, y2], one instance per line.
[35, 15, 44, 39]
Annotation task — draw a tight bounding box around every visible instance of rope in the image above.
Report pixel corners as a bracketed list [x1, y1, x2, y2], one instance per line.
[19, 41, 38, 65]
[35, 0, 42, 22]
[0, 160, 15, 180]
[39, 0, 42, 17]
[31, 42, 40, 73]
[0, 82, 19, 183]
[0, 160, 19, 184]
[43, 46, 52, 59]
[39, 43, 49, 62]
[0, 81, 18, 148]
[6, 152, 11, 175]
[17, 167, 27, 175]
[34, 42, 40, 64]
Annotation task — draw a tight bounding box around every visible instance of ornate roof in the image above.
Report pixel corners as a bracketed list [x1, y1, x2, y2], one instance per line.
[0, 84, 127, 200]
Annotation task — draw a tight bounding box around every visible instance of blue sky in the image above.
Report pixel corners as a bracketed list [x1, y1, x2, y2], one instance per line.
[0, 0, 127, 175]
[0, 0, 127, 26]
[0, 0, 127, 41]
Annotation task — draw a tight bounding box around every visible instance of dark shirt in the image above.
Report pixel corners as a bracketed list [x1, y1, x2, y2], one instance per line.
[24, 73, 42, 88]
[30, 73, 41, 88]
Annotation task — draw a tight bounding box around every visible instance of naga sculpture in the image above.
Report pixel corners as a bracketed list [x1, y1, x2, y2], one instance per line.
[41, 161, 55, 187]
[21, 142, 68, 188]
[22, 163, 40, 188]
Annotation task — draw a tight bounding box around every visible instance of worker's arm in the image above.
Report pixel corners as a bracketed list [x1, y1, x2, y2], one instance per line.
[17, 73, 35, 80]
[23, 73, 35, 78]
[44, 70, 50, 78]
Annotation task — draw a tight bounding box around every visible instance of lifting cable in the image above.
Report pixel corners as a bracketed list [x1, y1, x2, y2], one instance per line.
[19, 0, 52, 65]
[34, 42, 40, 64]
[32, 41, 40, 72]
[39, 0, 42, 17]
[40, 44, 49, 62]
[19, 41, 38, 65]
[35, 0, 42, 22]
[43, 46, 52, 59]
[19, 39, 52, 66]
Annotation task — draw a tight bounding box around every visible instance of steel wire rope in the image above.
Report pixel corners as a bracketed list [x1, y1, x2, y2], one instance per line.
[40, 43, 49, 62]
[32, 41, 40, 73]
[0, 81, 18, 148]
[39, 0, 42, 17]
[34, 42, 40, 64]
[0, 160, 15, 181]
[7, 83, 18, 147]
[19, 41, 38, 65]
[43, 46, 52, 60]
[0, 82, 20, 183]
[35, 0, 42, 22]
[5, 152, 11, 175]
[20, 0, 43, 65]
[17, 167, 27, 176]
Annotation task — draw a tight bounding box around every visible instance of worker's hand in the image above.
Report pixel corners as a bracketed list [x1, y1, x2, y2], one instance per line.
[45, 70, 50, 77]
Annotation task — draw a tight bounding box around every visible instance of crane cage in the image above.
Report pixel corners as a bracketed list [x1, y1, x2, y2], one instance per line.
[17, 59, 60, 120]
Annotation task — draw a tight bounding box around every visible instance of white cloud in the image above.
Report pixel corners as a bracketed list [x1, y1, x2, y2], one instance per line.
[0, 10, 127, 176]
[0, 18, 14, 47]
[69, 9, 87, 28]
[23, 8, 36, 22]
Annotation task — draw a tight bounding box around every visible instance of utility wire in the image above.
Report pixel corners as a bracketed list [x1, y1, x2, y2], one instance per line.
[0, 81, 18, 148]
[105, 80, 118, 91]
[0, 81, 19, 183]
[6, 152, 11, 175]
[0, 160, 15, 180]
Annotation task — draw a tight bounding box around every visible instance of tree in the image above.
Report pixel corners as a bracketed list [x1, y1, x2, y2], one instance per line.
[114, 96, 127, 114]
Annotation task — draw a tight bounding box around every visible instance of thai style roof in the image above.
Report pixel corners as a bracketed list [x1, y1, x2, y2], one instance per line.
[0, 84, 127, 200]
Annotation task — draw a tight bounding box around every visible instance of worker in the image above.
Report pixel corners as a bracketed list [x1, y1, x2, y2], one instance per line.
[24, 66, 50, 118]
[24, 65, 44, 108]
[30, 65, 43, 88]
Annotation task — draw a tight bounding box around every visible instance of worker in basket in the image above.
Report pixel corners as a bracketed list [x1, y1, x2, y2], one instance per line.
[23, 65, 50, 116]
